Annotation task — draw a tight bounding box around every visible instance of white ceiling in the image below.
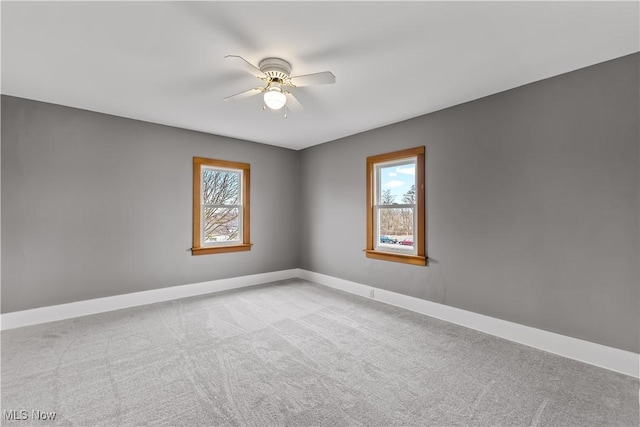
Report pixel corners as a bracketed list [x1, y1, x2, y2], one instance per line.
[2, 2, 638, 150]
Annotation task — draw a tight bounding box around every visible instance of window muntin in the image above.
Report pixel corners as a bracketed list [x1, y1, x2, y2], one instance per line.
[192, 157, 251, 255]
[366, 147, 426, 266]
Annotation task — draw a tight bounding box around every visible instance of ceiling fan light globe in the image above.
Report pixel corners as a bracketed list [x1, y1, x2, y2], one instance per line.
[264, 89, 286, 110]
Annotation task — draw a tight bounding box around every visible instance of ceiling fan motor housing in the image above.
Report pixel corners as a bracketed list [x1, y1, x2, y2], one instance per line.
[259, 58, 292, 81]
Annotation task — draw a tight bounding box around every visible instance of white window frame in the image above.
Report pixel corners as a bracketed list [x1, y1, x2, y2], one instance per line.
[200, 165, 243, 247]
[373, 158, 418, 255]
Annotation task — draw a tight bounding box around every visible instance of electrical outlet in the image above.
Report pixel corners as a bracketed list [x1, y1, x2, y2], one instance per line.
[369, 289, 375, 298]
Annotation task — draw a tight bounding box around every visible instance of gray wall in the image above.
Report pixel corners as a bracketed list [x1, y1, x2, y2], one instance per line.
[1, 96, 299, 312]
[299, 53, 639, 353]
[2, 54, 638, 354]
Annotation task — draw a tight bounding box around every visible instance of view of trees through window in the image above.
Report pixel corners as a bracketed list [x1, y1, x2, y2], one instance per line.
[202, 168, 240, 243]
[377, 162, 416, 247]
[379, 184, 415, 237]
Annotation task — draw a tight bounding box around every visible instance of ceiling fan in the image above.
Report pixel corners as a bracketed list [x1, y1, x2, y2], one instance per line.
[223, 55, 336, 117]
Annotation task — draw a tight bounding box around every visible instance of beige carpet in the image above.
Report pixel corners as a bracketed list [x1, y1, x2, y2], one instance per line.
[1, 279, 638, 426]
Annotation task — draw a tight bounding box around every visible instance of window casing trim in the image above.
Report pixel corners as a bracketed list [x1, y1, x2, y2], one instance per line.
[192, 157, 251, 255]
[366, 146, 427, 266]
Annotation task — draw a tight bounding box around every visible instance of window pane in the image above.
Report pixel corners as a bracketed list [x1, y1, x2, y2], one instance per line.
[378, 161, 416, 205]
[202, 169, 240, 205]
[378, 207, 414, 248]
[203, 207, 240, 243]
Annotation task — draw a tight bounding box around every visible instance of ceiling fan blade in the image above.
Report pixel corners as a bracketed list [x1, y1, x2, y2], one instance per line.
[224, 55, 266, 78]
[285, 92, 304, 113]
[224, 88, 263, 101]
[289, 71, 335, 87]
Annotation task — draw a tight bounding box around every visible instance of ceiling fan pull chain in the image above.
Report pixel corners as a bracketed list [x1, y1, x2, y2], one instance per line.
[284, 105, 288, 119]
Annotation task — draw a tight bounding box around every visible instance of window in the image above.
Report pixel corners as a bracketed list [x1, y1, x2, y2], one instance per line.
[192, 157, 251, 255]
[366, 147, 426, 265]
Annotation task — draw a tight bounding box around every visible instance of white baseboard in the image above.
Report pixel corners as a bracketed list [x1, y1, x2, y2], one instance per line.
[0, 269, 299, 331]
[297, 269, 640, 379]
[2, 268, 637, 378]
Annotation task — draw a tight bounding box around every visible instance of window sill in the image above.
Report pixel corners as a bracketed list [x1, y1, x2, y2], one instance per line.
[365, 250, 427, 266]
[192, 244, 252, 256]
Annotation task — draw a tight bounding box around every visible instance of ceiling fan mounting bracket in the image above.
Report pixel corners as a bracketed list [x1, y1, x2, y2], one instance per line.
[259, 57, 292, 81]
